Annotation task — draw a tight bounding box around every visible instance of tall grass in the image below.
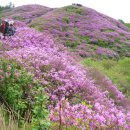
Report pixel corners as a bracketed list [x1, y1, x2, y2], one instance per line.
[0, 105, 19, 130]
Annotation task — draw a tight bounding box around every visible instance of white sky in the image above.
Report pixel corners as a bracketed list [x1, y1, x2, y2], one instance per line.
[1, 0, 130, 23]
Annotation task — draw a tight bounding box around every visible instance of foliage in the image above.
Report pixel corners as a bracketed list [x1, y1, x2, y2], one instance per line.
[97, 39, 110, 47]
[31, 86, 50, 130]
[124, 23, 130, 29]
[30, 23, 43, 32]
[118, 19, 130, 29]
[0, 105, 19, 130]
[50, 98, 129, 130]
[65, 40, 78, 48]
[24, 5, 130, 58]
[62, 17, 70, 23]
[80, 35, 91, 44]
[13, 16, 25, 21]
[0, 58, 50, 129]
[65, 5, 82, 14]
[118, 19, 125, 24]
[0, 13, 3, 18]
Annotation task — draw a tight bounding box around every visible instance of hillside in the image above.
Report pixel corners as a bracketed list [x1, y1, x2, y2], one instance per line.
[0, 4, 130, 130]
[29, 5, 130, 58]
[1, 4, 52, 23]
[1, 4, 130, 58]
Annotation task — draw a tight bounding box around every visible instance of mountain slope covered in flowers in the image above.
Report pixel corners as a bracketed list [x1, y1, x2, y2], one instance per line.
[29, 5, 130, 58]
[0, 4, 130, 129]
[2, 4, 130, 58]
[0, 20, 130, 129]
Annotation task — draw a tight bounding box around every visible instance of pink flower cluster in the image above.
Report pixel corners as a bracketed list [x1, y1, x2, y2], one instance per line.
[50, 98, 130, 130]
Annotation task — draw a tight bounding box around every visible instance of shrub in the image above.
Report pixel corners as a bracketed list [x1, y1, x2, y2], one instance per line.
[0, 58, 50, 129]
[65, 40, 78, 48]
[118, 19, 125, 24]
[30, 24, 43, 32]
[80, 36, 91, 44]
[13, 16, 25, 21]
[65, 5, 83, 14]
[97, 39, 109, 47]
[62, 17, 70, 23]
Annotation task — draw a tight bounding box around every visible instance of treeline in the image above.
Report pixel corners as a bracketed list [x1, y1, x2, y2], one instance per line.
[118, 19, 130, 29]
[0, 2, 15, 11]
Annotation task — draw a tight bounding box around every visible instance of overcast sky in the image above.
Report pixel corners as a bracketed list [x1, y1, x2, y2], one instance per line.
[1, 0, 130, 23]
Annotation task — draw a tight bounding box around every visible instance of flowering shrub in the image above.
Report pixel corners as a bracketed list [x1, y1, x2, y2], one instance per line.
[50, 98, 130, 130]
[0, 58, 50, 129]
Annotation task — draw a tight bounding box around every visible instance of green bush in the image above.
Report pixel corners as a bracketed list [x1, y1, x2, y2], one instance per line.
[75, 8, 82, 14]
[65, 41, 78, 48]
[0, 58, 50, 129]
[62, 17, 70, 23]
[65, 5, 83, 14]
[80, 36, 91, 44]
[30, 24, 43, 32]
[124, 23, 130, 29]
[13, 16, 25, 21]
[97, 39, 109, 47]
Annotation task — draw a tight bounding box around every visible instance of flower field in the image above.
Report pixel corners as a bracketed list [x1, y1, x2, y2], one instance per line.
[0, 4, 130, 130]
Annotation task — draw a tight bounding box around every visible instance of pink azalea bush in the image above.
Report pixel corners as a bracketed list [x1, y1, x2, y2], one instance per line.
[50, 98, 130, 130]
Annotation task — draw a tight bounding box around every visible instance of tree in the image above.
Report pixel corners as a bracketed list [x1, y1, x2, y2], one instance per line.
[0, 2, 15, 11]
[118, 19, 125, 24]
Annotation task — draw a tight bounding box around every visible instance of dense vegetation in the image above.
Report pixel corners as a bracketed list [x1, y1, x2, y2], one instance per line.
[0, 58, 50, 129]
[0, 4, 130, 130]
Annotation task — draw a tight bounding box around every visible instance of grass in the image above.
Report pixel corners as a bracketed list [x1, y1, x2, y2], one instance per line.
[0, 105, 34, 130]
[13, 16, 25, 21]
[0, 105, 19, 130]
[65, 5, 83, 15]
[82, 57, 130, 99]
